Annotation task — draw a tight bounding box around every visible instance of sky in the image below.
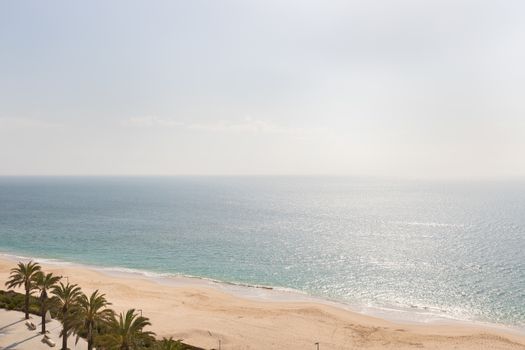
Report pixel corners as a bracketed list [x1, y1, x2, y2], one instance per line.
[0, 0, 524, 178]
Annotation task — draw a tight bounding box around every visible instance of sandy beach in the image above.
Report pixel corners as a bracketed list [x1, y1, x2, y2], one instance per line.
[0, 257, 524, 350]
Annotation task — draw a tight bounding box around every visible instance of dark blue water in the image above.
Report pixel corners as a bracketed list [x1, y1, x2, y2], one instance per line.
[0, 176, 523, 327]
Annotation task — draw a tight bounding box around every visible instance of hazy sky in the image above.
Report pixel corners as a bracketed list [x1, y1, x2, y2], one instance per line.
[1, 0, 524, 178]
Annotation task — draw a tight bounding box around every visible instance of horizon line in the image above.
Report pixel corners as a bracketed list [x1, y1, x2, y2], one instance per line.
[1, 174, 524, 182]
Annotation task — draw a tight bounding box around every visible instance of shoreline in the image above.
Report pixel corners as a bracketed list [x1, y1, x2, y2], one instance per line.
[1, 250, 523, 335]
[1, 253, 525, 349]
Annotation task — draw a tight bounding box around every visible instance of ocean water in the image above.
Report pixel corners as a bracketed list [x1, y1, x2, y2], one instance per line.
[0, 176, 524, 329]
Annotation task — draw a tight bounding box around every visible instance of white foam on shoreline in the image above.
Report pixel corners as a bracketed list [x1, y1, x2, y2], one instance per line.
[1, 250, 524, 336]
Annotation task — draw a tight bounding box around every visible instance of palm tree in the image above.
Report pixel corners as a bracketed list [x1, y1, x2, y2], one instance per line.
[74, 290, 114, 350]
[155, 337, 185, 350]
[35, 272, 62, 334]
[4, 261, 42, 319]
[52, 282, 83, 350]
[106, 309, 155, 350]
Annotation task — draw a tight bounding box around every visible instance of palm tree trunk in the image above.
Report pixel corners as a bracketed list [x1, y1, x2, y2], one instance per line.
[41, 290, 48, 334]
[24, 289, 29, 320]
[87, 324, 93, 350]
[41, 305, 46, 334]
[61, 325, 68, 350]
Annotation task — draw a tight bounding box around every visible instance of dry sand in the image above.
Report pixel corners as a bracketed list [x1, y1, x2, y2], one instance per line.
[0, 309, 87, 350]
[1, 257, 524, 350]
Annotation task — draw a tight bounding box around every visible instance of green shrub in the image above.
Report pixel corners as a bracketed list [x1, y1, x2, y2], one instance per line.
[0, 289, 40, 315]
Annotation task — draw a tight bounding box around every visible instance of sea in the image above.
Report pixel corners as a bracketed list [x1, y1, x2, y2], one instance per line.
[0, 176, 523, 331]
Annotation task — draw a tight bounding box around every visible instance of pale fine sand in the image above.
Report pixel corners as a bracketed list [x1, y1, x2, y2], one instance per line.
[1, 257, 524, 350]
[0, 309, 87, 350]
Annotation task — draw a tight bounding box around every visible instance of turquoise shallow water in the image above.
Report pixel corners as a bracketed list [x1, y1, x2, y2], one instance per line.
[0, 176, 524, 328]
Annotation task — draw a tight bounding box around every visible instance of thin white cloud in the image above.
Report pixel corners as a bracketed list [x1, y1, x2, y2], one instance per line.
[122, 116, 184, 128]
[187, 117, 287, 134]
[123, 116, 325, 139]
[0, 117, 63, 129]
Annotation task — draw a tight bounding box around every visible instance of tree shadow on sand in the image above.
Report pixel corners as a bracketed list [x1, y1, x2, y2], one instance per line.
[3, 332, 42, 350]
[0, 318, 25, 332]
